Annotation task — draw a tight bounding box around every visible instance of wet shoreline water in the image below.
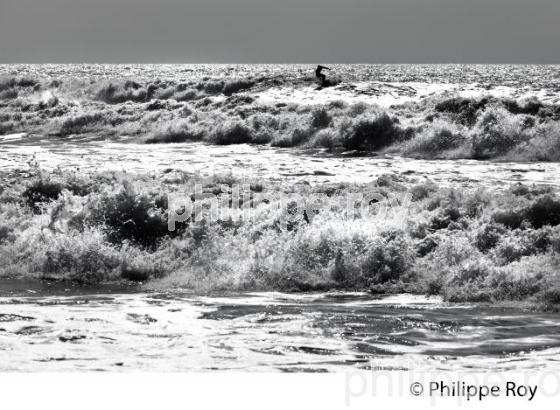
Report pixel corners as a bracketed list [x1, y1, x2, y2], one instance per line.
[1, 282, 560, 372]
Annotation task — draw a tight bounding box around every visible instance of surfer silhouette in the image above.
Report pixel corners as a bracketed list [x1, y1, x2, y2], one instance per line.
[315, 65, 330, 86]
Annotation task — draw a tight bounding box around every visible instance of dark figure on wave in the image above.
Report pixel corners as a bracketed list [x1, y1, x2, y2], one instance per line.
[315, 65, 331, 86]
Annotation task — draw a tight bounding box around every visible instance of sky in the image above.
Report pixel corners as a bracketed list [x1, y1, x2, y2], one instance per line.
[1, 0, 559, 63]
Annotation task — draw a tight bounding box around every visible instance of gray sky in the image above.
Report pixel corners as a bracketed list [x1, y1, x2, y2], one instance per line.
[1, 0, 559, 63]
